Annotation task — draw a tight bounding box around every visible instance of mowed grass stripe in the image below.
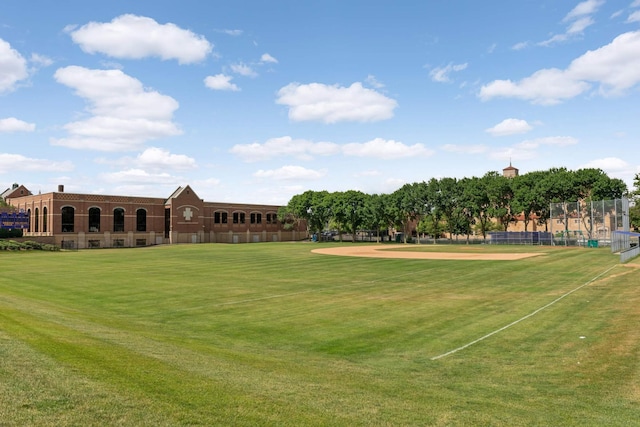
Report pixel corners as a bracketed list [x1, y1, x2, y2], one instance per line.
[1, 243, 637, 425]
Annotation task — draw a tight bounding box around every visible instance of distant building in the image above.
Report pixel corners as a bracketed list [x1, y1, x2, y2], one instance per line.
[1, 183, 31, 201]
[5, 184, 306, 248]
[502, 162, 519, 178]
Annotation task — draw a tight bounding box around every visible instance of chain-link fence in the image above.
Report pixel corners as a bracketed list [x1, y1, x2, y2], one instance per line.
[550, 198, 629, 247]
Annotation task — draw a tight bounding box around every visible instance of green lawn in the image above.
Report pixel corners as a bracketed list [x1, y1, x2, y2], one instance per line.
[1, 243, 638, 426]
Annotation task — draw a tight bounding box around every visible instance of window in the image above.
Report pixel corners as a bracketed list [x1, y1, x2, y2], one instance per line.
[165, 208, 170, 238]
[136, 209, 146, 232]
[233, 212, 245, 224]
[214, 211, 228, 224]
[34, 208, 39, 232]
[113, 208, 125, 232]
[89, 207, 100, 232]
[42, 207, 47, 232]
[61, 206, 74, 232]
[27, 209, 31, 232]
[266, 213, 277, 224]
[250, 213, 262, 224]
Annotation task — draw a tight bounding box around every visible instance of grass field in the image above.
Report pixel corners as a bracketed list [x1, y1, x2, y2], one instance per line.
[1, 242, 639, 426]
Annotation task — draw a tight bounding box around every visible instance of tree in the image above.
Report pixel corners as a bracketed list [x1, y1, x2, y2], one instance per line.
[387, 183, 427, 243]
[363, 193, 392, 242]
[485, 172, 514, 231]
[540, 168, 578, 235]
[280, 190, 331, 237]
[510, 172, 544, 232]
[459, 176, 492, 240]
[331, 190, 367, 242]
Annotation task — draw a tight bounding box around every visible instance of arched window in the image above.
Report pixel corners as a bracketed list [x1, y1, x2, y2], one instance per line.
[214, 211, 228, 224]
[89, 207, 100, 232]
[34, 208, 39, 232]
[233, 211, 246, 224]
[136, 208, 147, 232]
[27, 209, 31, 232]
[113, 208, 125, 232]
[42, 207, 48, 232]
[61, 206, 74, 232]
[250, 212, 262, 224]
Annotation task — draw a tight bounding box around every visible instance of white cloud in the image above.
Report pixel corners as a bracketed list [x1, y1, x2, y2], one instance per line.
[260, 53, 278, 63]
[0, 117, 35, 132]
[539, 0, 603, 46]
[485, 118, 533, 136]
[230, 63, 257, 77]
[218, 29, 243, 36]
[565, 0, 604, 21]
[489, 147, 536, 162]
[194, 177, 221, 187]
[100, 168, 179, 185]
[512, 41, 530, 51]
[52, 66, 181, 151]
[0, 38, 28, 93]
[627, 10, 640, 23]
[204, 74, 240, 91]
[516, 136, 579, 149]
[489, 136, 579, 162]
[276, 82, 397, 123]
[253, 165, 327, 181]
[68, 14, 212, 64]
[539, 34, 569, 46]
[441, 144, 488, 154]
[231, 136, 433, 161]
[354, 170, 381, 177]
[479, 68, 589, 105]
[0, 153, 73, 173]
[480, 31, 640, 104]
[29, 53, 53, 68]
[569, 31, 640, 96]
[230, 136, 339, 162]
[581, 157, 630, 171]
[429, 62, 468, 83]
[135, 147, 196, 171]
[342, 138, 434, 159]
[567, 17, 595, 34]
[365, 74, 385, 88]
[611, 10, 624, 19]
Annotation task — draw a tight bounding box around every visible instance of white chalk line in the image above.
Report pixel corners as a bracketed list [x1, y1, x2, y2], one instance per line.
[430, 264, 619, 361]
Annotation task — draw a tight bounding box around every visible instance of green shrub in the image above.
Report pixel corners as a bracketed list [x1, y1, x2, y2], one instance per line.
[0, 240, 22, 250]
[22, 240, 44, 250]
[0, 229, 23, 238]
[0, 239, 59, 251]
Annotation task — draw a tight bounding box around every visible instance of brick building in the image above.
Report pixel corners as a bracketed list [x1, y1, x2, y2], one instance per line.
[4, 184, 306, 248]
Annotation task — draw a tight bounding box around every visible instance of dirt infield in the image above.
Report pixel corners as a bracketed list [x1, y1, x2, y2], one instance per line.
[311, 244, 543, 260]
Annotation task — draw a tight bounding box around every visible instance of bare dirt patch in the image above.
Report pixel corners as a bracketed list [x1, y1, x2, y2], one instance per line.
[311, 245, 543, 260]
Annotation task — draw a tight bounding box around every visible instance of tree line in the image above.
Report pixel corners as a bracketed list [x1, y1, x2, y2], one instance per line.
[278, 167, 638, 243]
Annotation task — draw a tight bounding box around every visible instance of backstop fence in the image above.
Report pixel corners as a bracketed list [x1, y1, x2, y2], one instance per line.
[549, 198, 629, 247]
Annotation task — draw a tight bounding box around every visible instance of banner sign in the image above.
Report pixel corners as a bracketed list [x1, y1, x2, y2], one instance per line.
[0, 212, 30, 229]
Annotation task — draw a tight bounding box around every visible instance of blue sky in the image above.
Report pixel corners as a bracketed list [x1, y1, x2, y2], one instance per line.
[2, 0, 639, 204]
